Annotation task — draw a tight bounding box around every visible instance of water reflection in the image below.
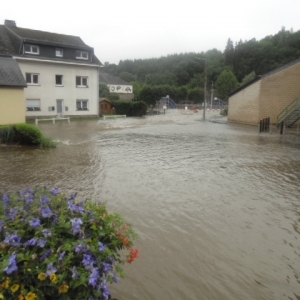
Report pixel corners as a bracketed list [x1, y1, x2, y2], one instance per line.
[0, 111, 300, 300]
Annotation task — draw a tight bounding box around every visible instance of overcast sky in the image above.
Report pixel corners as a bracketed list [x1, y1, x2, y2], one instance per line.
[1, 0, 299, 65]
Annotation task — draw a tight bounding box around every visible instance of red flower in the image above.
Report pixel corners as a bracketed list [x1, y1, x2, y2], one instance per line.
[127, 248, 139, 263]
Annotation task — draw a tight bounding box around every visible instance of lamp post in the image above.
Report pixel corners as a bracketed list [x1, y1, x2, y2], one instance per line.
[195, 57, 207, 121]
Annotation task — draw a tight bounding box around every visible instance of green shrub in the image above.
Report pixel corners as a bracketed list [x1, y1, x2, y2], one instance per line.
[112, 100, 147, 117]
[0, 126, 14, 143]
[40, 136, 57, 148]
[0, 187, 138, 300]
[13, 124, 43, 145]
[220, 107, 228, 116]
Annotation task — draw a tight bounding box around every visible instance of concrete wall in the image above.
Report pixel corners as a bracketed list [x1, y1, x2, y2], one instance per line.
[0, 88, 25, 125]
[17, 59, 99, 118]
[259, 62, 300, 124]
[228, 80, 261, 125]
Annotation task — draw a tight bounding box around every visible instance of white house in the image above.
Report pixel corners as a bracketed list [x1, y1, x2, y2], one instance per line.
[0, 20, 102, 119]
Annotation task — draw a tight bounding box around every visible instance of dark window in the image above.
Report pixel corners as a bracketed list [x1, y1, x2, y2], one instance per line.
[26, 73, 39, 84]
[76, 100, 88, 110]
[56, 75, 63, 86]
[76, 76, 88, 87]
[76, 50, 88, 60]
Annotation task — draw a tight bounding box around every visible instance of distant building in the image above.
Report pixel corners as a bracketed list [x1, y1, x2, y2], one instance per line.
[99, 72, 133, 100]
[0, 56, 27, 125]
[99, 99, 113, 116]
[0, 19, 102, 119]
[228, 58, 300, 125]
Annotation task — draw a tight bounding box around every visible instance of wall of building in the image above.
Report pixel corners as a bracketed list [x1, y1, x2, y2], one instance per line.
[17, 59, 99, 118]
[0, 88, 25, 125]
[228, 80, 261, 125]
[259, 62, 300, 124]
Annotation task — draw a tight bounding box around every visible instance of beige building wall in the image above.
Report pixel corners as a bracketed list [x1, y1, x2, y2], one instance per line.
[0, 88, 25, 125]
[16, 58, 99, 118]
[228, 80, 261, 125]
[259, 62, 300, 124]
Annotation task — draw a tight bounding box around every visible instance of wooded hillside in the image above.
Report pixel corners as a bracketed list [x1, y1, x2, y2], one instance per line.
[102, 27, 300, 105]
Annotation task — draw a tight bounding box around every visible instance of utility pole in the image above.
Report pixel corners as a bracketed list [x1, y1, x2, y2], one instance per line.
[211, 81, 214, 110]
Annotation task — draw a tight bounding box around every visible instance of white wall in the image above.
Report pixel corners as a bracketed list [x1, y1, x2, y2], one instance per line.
[17, 59, 99, 117]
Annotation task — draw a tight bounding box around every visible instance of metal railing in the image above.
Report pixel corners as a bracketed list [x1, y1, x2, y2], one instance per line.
[277, 97, 300, 127]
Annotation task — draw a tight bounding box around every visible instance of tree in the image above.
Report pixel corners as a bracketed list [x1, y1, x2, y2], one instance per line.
[215, 70, 239, 100]
[99, 82, 109, 98]
[240, 71, 256, 86]
[224, 38, 234, 66]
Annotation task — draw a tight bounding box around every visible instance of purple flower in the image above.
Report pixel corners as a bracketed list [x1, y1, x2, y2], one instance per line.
[42, 229, 52, 238]
[24, 194, 34, 205]
[45, 263, 57, 276]
[40, 249, 52, 262]
[88, 267, 100, 288]
[41, 195, 49, 206]
[102, 262, 112, 275]
[75, 244, 90, 253]
[50, 188, 60, 196]
[29, 218, 41, 229]
[6, 208, 18, 220]
[58, 251, 66, 262]
[72, 266, 80, 279]
[113, 273, 119, 283]
[98, 280, 110, 300]
[4, 233, 21, 247]
[52, 215, 59, 225]
[37, 239, 47, 248]
[2, 194, 10, 207]
[24, 238, 37, 247]
[99, 242, 107, 252]
[82, 253, 96, 271]
[41, 206, 53, 218]
[0, 220, 4, 231]
[4, 253, 18, 275]
[68, 201, 85, 214]
[70, 218, 83, 235]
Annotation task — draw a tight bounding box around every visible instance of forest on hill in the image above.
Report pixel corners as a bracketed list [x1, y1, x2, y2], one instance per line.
[101, 27, 300, 106]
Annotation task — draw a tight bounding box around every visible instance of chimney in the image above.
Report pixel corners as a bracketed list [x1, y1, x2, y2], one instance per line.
[4, 20, 17, 27]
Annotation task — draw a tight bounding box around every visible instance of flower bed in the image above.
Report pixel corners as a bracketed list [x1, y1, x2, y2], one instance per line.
[0, 188, 138, 300]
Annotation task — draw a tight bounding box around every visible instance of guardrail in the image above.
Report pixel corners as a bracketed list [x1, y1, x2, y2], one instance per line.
[103, 115, 126, 120]
[35, 117, 70, 125]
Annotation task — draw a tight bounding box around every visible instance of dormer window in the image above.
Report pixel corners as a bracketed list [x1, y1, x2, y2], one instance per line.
[76, 50, 88, 60]
[24, 44, 39, 55]
[55, 48, 63, 57]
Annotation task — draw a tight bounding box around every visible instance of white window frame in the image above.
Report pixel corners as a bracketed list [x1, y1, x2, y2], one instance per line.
[76, 76, 88, 87]
[55, 75, 63, 86]
[76, 100, 88, 111]
[26, 99, 41, 111]
[55, 48, 63, 57]
[24, 44, 39, 55]
[25, 73, 39, 85]
[76, 50, 88, 60]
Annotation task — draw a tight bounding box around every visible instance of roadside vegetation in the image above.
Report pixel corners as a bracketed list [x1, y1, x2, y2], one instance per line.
[0, 124, 56, 148]
[102, 27, 300, 105]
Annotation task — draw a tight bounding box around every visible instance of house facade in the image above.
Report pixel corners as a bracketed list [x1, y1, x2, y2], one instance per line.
[228, 58, 300, 125]
[99, 72, 133, 100]
[0, 56, 27, 125]
[0, 20, 101, 119]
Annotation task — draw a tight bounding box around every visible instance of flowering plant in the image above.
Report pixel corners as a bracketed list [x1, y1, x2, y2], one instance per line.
[0, 187, 138, 300]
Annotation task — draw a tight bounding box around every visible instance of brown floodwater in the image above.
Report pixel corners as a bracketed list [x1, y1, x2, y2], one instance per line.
[0, 110, 300, 300]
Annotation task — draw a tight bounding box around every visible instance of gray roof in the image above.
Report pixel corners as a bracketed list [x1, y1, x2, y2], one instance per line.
[0, 23, 101, 65]
[99, 72, 131, 85]
[0, 56, 27, 87]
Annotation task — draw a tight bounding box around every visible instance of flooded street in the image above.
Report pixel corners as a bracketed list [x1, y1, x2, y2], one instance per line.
[0, 110, 300, 300]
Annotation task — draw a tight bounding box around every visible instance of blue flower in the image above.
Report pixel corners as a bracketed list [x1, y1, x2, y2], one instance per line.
[70, 218, 83, 235]
[37, 239, 47, 248]
[42, 229, 52, 238]
[75, 244, 90, 253]
[58, 251, 66, 262]
[0, 220, 4, 231]
[98, 280, 110, 300]
[52, 215, 59, 225]
[6, 208, 18, 220]
[29, 218, 41, 229]
[4, 233, 21, 247]
[72, 266, 80, 279]
[41, 206, 53, 218]
[102, 262, 112, 275]
[24, 238, 37, 247]
[88, 267, 100, 288]
[40, 249, 52, 262]
[82, 253, 96, 271]
[2, 194, 10, 207]
[68, 201, 85, 214]
[45, 262, 57, 276]
[41, 195, 50, 206]
[4, 252, 18, 275]
[50, 188, 60, 196]
[113, 273, 119, 283]
[99, 242, 107, 252]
